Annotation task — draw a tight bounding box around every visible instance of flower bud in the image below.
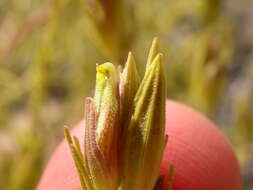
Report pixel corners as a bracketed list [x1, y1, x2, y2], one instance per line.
[65, 62, 119, 190]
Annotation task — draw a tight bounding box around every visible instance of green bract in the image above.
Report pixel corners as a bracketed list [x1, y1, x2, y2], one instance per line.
[65, 39, 170, 190]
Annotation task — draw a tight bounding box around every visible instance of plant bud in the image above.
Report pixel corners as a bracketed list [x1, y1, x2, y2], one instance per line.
[65, 62, 119, 190]
[65, 39, 168, 190]
[119, 53, 167, 190]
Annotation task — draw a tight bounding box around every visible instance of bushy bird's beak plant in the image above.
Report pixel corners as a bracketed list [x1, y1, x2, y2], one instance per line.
[64, 38, 173, 190]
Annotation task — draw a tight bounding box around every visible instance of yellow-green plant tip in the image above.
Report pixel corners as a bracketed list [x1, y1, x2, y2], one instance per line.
[120, 51, 166, 190]
[94, 62, 117, 113]
[64, 127, 90, 190]
[64, 127, 73, 145]
[70, 144, 88, 190]
[119, 52, 140, 130]
[73, 136, 84, 162]
[147, 37, 159, 67]
[135, 53, 163, 102]
[123, 52, 140, 87]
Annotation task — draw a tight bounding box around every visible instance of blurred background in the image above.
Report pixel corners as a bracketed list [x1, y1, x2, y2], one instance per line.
[0, 0, 252, 189]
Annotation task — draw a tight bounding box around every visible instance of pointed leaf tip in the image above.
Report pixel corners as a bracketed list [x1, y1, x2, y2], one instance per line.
[147, 37, 159, 67]
[120, 46, 166, 190]
[64, 127, 73, 145]
[119, 51, 140, 145]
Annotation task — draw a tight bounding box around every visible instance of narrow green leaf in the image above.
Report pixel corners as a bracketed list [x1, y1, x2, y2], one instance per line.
[73, 136, 84, 162]
[64, 127, 89, 190]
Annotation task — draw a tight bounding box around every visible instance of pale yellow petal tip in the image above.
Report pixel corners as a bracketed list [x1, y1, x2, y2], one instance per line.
[96, 62, 114, 77]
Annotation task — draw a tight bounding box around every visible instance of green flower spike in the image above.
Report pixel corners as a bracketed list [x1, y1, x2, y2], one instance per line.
[65, 38, 169, 190]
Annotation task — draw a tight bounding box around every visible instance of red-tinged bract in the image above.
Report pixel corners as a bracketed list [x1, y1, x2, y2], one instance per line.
[37, 100, 242, 190]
